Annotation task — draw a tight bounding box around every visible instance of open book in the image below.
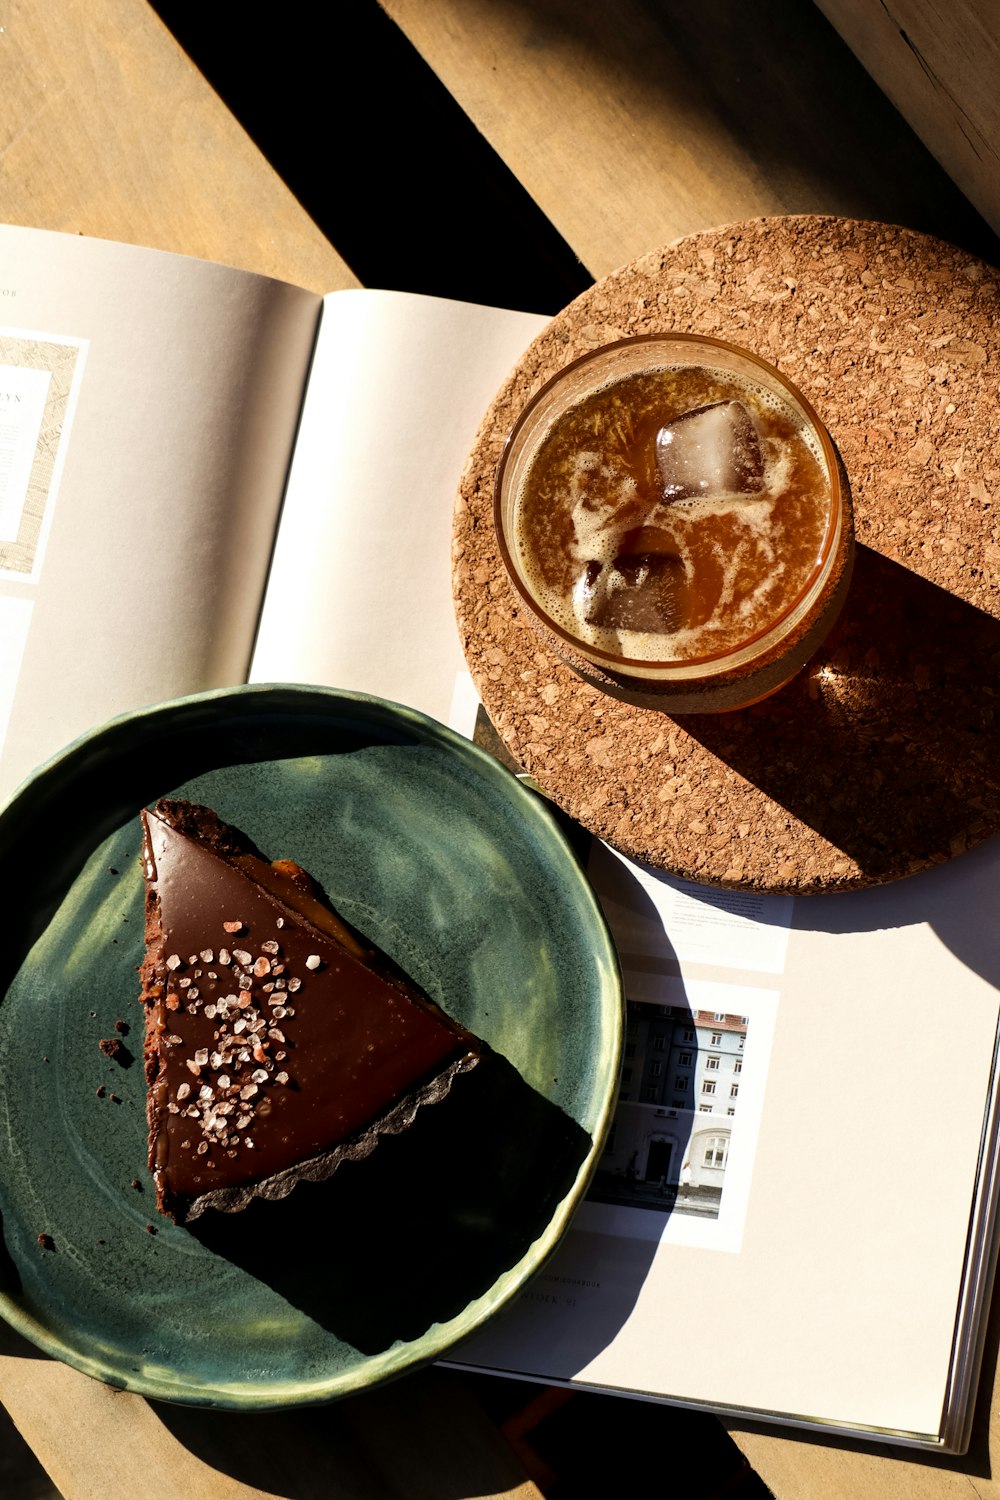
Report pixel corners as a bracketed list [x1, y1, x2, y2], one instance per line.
[0, 223, 544, 797]
[1, 223, 998, 1453]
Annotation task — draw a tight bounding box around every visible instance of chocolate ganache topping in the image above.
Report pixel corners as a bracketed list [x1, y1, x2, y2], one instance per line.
[138, 799, 480, 1222]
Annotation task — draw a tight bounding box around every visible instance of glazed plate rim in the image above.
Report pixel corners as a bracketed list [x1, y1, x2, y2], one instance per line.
[0, 683, 624, 1408]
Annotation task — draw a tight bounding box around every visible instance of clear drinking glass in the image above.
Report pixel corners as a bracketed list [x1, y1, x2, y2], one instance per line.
[494, 333, 854, 714]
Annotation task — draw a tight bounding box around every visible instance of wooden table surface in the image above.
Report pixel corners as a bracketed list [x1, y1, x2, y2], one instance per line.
[4, 0, 1000, 1495]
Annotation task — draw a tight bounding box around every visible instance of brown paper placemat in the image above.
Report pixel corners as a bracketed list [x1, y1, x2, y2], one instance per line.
[453, 215, 1000, 893]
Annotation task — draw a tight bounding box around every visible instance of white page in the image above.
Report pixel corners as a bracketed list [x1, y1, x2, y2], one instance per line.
[589, 839, 794, 975]
[0, 226, 321, 802]
[452, 832, 1000, 1443]
[249, 289, 546, 723]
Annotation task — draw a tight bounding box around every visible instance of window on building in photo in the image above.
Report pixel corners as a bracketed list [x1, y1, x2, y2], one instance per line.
[703, 1134, 728, 1168]
[702, 1079, 716, 1095]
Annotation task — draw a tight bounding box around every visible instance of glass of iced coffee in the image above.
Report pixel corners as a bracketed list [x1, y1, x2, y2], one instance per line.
[494, 334, 853, 713]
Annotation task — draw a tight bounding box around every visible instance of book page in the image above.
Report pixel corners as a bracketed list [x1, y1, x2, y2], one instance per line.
[451, 831, 1000, 1443]
[249, 289, 546, 723]
[0, 226, 321, 803]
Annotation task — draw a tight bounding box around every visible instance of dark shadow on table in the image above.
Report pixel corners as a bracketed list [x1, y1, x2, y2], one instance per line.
[151, 1367, 534, 1500]
[151, 0, 1000, 321]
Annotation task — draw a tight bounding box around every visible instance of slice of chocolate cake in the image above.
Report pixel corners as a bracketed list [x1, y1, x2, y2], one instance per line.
[138, 799, 481, 1223]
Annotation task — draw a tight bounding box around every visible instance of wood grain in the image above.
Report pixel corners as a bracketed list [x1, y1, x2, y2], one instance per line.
[385, 1, 1000, 1492]
[0, 5, 539, 1498]
[816, 0, 1000, 242]
[0, 0, 357, 292]
[381, 0, 1000, 281]
[3, 1, 999, 1495]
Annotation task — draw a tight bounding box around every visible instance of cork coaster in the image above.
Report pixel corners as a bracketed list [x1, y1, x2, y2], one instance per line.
[452, 215, 1000, 894]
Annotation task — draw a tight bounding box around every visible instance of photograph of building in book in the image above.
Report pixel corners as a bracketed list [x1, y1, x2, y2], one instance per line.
[588, 1002, 748, 1218]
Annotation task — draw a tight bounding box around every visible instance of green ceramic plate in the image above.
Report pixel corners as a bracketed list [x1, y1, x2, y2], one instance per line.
[0, 685, 622, 1408]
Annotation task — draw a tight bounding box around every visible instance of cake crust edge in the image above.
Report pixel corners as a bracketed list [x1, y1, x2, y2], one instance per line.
[138, 799, 482, 1225]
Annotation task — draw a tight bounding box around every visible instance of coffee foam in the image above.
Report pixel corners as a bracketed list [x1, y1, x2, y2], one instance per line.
[512, 363, 831, 662]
